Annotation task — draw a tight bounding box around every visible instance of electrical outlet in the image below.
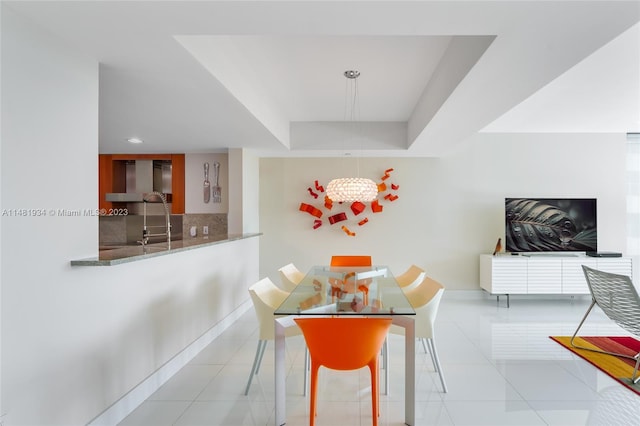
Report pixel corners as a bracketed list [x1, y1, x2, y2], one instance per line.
[203, 226, 209, 235]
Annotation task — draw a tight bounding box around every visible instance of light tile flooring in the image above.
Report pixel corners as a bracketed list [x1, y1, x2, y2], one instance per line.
[118, 293, 640, 426]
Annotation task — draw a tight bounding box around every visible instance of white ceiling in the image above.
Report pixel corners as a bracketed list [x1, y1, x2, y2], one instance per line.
[6, 1, 640, 157]
[483, 20, 640, 134]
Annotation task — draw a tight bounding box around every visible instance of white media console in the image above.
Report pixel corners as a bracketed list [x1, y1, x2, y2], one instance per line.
[479, 254, 633, 307]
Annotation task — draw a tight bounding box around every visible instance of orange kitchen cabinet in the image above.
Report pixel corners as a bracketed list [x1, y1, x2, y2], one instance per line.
[98, 153, 185, 214]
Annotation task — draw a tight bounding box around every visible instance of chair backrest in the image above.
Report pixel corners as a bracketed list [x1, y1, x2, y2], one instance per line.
[278, 263, 305, 292]
[248, 277, 290, 340]
[395, 264, 426, 289]
[294, 317, 391, 370]
[330, 255, 372, 267]
[582, 265, 640, 336]
[403, 276, 445, 339]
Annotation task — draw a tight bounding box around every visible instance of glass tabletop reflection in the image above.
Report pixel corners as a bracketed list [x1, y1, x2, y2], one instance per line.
[274, 265, 415, 316]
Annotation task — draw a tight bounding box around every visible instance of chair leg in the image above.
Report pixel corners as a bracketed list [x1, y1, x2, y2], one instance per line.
[571, 299, 640, 383]
[422, 338, 438, 372]
[303, 346, 309, 396]
[309, 363, 320, 426]
[381, 338, 387, 370]
[369, 361, 380, 426]
[570, 299, 597, 349]
[428, 338, 448, 393]
[255, 339, 268, 375]
[244, 340, 266, 395]
[382, 337, 389, 395]
[632, 353, 640, 384]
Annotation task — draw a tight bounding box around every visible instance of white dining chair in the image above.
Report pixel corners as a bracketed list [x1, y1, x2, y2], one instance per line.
[278, 262, 305, 292]
[390, 275, 448, 392]
[394, 264, 426, 291]
[245, 277, 307, 395]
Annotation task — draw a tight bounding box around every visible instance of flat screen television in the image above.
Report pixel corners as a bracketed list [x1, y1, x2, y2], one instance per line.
[505, 198, 597, 253]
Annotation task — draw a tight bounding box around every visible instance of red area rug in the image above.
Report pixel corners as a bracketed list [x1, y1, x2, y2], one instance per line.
[550, 336, 640, 396]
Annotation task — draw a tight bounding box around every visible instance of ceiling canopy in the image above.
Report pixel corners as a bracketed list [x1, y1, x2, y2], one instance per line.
[5, 1, 639, 156]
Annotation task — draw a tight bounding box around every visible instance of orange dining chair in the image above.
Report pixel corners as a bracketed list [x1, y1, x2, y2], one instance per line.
[330, 255, 372, 267]
[330, 255, 373, 303]
[294, 317, 392, 426]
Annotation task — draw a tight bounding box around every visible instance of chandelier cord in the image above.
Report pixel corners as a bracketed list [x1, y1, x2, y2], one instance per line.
[344, 72, 361, 178]
[326, 70, 377, 203]
[353, 76, 360, 178]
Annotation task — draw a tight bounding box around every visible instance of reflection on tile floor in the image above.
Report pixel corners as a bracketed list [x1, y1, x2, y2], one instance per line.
[118, 293, 640, 426]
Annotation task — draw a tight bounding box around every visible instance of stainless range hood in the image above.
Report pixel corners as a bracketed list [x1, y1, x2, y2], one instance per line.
[106, 160, 172, 202]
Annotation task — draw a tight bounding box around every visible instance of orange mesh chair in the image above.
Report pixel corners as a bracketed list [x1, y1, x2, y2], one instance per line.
[294, 317, 392, 426]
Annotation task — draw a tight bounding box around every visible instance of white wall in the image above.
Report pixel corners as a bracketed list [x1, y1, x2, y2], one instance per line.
[259, 133, 629, 289]
[242, 149, 260, 233]
[228, 148, 260, 234]
[228, 149, 243, 234]
[1, 8, 258, 425]
[1, 3, 6, 416]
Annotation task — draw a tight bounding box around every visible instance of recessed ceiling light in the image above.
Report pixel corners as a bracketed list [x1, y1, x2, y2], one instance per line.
[127, 137, 143, 144]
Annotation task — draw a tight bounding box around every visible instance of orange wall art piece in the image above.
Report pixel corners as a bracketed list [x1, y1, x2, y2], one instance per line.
[298, 168, 400, 237]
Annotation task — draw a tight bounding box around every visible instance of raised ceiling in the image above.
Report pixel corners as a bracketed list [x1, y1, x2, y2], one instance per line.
[5, 1, 640, 157]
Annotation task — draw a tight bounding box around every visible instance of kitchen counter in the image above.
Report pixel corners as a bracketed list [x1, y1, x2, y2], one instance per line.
[71, 233, 261, 266]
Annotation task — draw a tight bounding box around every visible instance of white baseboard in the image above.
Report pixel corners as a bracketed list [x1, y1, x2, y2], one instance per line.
[88, 300, 252, 426]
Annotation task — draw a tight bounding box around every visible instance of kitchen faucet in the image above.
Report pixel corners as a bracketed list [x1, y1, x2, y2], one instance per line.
[140, 191, 171, 246]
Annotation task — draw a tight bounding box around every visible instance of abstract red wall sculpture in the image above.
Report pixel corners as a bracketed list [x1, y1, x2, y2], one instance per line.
[298, 168, 400, 237]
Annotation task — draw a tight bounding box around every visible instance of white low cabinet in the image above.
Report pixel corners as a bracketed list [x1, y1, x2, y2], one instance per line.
[479, 254, 632, 306]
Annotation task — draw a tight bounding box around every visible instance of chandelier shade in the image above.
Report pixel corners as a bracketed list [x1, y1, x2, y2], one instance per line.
[326, 177, 378, 203]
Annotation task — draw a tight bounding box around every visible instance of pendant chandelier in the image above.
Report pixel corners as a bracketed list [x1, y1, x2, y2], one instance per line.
[326, 70, 378, 203]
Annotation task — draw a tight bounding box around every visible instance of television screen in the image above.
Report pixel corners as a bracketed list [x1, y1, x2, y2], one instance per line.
[505, 198, 597, 253]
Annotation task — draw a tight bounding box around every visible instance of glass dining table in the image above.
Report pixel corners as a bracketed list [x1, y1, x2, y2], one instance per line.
[273, 265, 416, 426]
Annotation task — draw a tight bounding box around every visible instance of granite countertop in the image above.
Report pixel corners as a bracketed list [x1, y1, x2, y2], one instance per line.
[71, 233, 261, 266]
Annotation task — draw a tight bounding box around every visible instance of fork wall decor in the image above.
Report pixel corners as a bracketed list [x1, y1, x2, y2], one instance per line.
[299, 168, 399, 237]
